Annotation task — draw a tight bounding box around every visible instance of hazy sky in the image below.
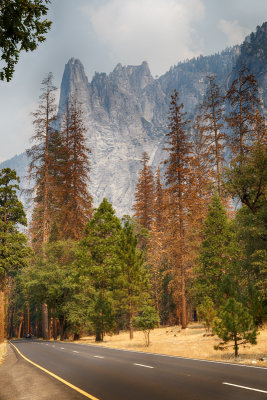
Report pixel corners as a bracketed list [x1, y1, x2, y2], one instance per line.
[0, 0, 267, 161]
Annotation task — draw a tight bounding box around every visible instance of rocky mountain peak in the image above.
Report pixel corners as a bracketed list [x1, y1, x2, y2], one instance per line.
[110, 61, 153, 92]
[59, 58, 91, 111]
[2, 22, 267, 217]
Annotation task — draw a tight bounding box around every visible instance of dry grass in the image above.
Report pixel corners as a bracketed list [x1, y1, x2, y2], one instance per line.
[0, 341, 7, 365]
[77, 323, 267, 367]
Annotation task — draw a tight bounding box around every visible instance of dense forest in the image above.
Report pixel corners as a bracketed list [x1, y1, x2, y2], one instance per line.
[0, 64, 266, 357]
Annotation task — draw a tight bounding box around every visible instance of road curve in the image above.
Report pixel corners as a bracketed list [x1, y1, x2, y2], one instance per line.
[11, 339, 267, 400]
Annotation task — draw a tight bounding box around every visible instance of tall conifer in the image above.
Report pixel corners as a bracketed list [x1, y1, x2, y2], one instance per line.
[117, 218, 148, 339]
[81, 199, 122, 341]
[225, 66, 266, 214]
[197, 75, 225, 196]
[27, 72, 58, 247]
[194, 194, 239, 306]
[133, 152, 155, 231]
[164, 89, 192, 329]
[27, 72, 57, 339]
[0, 169, 30, 342]
[147, 167, 166, 318]
[226, 65, 260, 160]
[57, 97, 92, 239]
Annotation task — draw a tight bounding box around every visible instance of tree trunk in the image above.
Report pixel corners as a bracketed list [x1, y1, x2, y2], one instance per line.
[35, 320, 38, 337]
[95, 330, 102, 342]
[7, 307, 14, 339]
[154, 271, 160, 328]
[181, 267, 187, 329]
[27, 304, 30, 334]
[129, 297, 133, 340]
[0, 289, 5, 343]
[53, 317, 57, 340]
[129, 316, 133, 339]
[18, 318, 23, 339]
[234, 333, 238, 358]
[59, 318, 66, 341]
[42, 303, 49, 340]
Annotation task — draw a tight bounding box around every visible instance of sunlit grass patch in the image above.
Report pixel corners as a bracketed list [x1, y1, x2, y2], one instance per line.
[0, 341, 7, 365]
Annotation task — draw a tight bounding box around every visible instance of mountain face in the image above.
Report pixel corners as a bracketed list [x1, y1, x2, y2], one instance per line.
[230, 22, 267, 111]
[57, 50, 239, 216]
[58, 58, 169, 216]
[2, 22, 267, 216]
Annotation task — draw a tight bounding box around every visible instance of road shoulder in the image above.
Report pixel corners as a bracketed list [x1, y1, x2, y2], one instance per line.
[0, 342, 85, 400]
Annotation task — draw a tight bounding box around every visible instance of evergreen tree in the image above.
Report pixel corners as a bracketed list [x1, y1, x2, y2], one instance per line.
[57, 97, 92, 239]
[197, 296, 216, 333]
[226, 65, 260, 160]
[133, 152, 155, 231]
[234, 199, 267, 324]
[147, 168, 168, 319]
[194, 194, 239, 307]
[133, 305, 159, 346]
[154, 167, 164, 231]
[0, 169, 28, 277]
[0, 168, 30, 342]
[213, 298, 257, 358]
[254, 109, 267, 145]
[27, 72, 58, 339]
[81, 199, 122, 341]
[117, 218, 149, 339]
[164, 89, 192, 329]
[224, 144, 266, 214]
[197, 75, 225, 196]
[27, 72, 58, 247]
[22, 240, 86, 340]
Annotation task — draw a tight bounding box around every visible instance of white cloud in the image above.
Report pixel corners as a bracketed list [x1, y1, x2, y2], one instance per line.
[218, 19, 250, 46]
[83, 0, 205, 76]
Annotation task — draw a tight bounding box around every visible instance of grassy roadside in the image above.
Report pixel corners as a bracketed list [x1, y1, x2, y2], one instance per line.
[0, 341, 7, 365]
[76, 323, 267, 367]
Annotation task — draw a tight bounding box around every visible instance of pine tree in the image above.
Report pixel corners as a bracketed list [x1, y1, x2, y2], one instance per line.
[226, 65, 260, 161]
[133, 152, 155, 231]
[57, 96, 92, 239]
[224, 144, 266, 214]
[197, 75, 225, 196]
[27, 72, 58, 247]
[254, 109, 267, 145]
[117, 218, 148, 339]
[22, 239, 82, 340]
[164, 89, 192, 329]
[197, 297, 216, 333]
[0, 168, 30, 342]
[190, 115, 214, 222]
[234, 203, 267, 325]
[81, 199, 122, 341]
[27, 72, 57, 339]
[213, 298, 257, 358]
[193, 194, 239, 306]
[154, 167, 164, 231]
[147, 167, 165, 317]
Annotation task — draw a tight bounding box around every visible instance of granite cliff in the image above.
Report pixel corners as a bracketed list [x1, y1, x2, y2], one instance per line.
[2, 22, 267, 216]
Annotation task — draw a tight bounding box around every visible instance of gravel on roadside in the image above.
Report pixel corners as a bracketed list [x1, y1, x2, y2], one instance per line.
[0, 343, 86, 400]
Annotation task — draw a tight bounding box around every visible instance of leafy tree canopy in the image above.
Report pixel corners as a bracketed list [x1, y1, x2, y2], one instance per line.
[193, 193, 240, 306]
[133, 305, 159, 346]
[0, 0, 52, 81]
[0, 168, 31, 280]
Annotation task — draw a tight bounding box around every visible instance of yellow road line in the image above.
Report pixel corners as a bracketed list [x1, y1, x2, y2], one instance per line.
[9, 341, 100, 400]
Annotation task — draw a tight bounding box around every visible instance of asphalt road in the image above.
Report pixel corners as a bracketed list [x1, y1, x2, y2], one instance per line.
[11, 339, 267, 400]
